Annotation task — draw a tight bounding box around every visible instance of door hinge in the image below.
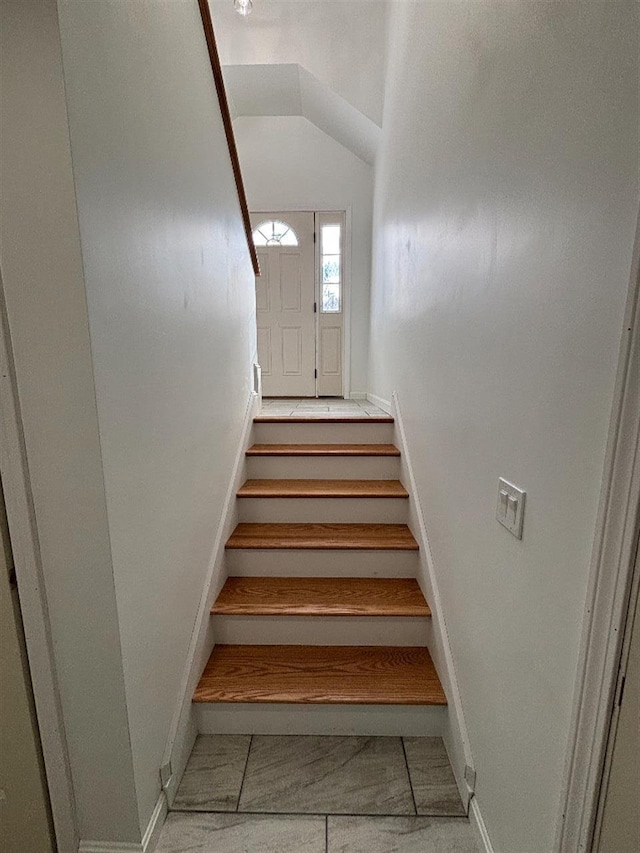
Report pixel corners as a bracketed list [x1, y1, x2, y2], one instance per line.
[313, 231, 316, 243]
[314, 301, 317, 313]
[314, 368, 318, 379]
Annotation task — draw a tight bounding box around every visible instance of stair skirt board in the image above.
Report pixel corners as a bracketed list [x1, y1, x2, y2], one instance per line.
[196, 702, 447, 737]
[225, 548, 420, 578]
[253, 422, 394, 445]
[247, 455, 401, 480]
[237, 497, 408, 524]
[213, 615, 429, 646]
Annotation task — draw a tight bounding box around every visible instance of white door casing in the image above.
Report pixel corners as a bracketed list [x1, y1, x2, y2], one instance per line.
[594, 546, 640, 853]
[252, 212, 316, 397]
[0, 482, 55, 852]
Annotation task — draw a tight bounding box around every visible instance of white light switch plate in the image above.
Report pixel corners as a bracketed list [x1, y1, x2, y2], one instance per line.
[496, 478, 526, 539]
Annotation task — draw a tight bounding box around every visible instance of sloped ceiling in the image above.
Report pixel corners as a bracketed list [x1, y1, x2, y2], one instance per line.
[211, 0, 388, 126]
[223, 63, 381, 165]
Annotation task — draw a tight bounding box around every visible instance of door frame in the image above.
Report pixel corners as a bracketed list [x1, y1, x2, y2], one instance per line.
[592, 541, 639, 851]
[251, 206, 352, 399]
[554, 207, 640, 853]
[0, 277, 78, 851]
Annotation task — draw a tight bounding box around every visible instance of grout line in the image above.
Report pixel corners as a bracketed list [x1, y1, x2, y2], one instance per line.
[235, 734, 253, 812]
[401, 737, 419, 816]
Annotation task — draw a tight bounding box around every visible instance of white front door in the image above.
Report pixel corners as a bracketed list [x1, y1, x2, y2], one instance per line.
[252, 212, 316, 397]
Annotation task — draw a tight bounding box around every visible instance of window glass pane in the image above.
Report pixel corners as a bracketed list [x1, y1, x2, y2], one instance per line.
[279, 229, 298, 246]
[321, 224, 341, 255]
[322, 283, 341, 312]
[322, 255, 340, 283]
[252, 219, 298, 247]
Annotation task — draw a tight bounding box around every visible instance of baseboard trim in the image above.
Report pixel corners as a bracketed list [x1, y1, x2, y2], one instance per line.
[79, 844, 142, 853]
[160, 390, 259, 806]
[366, 392, 392, 414]
[349, 391, 367, 400]
[141, 791, 167, 852]
[470, 797, 495, 853]
[391, 391, 476, 815]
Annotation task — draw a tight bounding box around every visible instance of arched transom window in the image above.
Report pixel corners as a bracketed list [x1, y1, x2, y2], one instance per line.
[252, 219, 299, 247]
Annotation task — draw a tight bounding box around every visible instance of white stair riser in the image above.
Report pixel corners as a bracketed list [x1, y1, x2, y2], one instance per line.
[225, 549, 419, 578]
[237, 497, 408, 524]
[246, 456, 401, 480]
[254, 422, 394, 445]
[213, 615, 429, 647]
[196, 703, 446, 736]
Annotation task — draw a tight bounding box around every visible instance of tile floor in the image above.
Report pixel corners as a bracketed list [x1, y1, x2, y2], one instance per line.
[159, 735, 478, 852]
[259, 397, 389, 418]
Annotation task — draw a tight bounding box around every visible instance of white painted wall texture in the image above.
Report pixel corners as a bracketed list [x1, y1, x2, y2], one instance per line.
[211, 0, 388, 125]
[234, 115, 373, 396]
[56, 0, 257, 837]
[1, 0, 140, 843]
[3, 0, 256, 845]
[368, 3, 639, 852]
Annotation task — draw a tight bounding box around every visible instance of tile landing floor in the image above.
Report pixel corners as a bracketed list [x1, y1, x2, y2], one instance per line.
[259, 397, 389, 418]
[157, 735, 479, 852]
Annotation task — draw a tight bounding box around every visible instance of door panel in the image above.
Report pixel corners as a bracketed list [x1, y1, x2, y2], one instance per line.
[282, 327, 303, 375]
[321, 325, 342, 376]
[252, 212, 315, 397]
[280, 255, 302, 312]
[255, 256, 270, 311]
[257, 326, 272, 376]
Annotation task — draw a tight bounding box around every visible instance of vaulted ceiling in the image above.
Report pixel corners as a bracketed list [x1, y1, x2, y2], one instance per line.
[223, 63, 380, 164]
[211, 0, 389, 151]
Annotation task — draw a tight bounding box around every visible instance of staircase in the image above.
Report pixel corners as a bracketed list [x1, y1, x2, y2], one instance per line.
[193, 409, 447, 735]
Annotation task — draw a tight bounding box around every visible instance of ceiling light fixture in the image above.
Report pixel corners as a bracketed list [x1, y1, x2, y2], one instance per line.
[234, 0, 253, 17]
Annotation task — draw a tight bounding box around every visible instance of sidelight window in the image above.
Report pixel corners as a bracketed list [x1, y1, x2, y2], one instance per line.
[320, 223, 342, 312]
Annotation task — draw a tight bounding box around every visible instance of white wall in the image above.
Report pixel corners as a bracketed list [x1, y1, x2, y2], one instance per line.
[368, 3, 639, 852]
[234, 115, 373, 396]
[55, 0, 257, 837]
[2, 0, 256, 845]
[1, 0, 140, 842]
[211, 0, 388, 125]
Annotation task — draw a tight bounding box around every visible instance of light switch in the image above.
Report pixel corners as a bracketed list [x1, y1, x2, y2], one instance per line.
[496, 478, 526, 539]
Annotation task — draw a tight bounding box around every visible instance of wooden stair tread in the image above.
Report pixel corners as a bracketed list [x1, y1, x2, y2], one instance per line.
[237, 479, 408, 499]
[247, 443, 401, 457]
[193, 645, 446, 705]
[254, 415, 393, 423]
[212, 577, 431, 617]
[226, 523, 419, 550]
